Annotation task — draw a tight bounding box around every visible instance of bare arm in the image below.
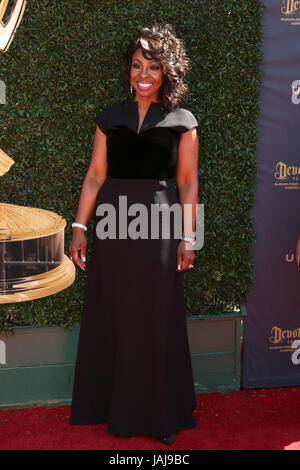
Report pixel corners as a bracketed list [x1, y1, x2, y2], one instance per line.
[74, 126, 108, 225]
[176, 127, 199, 271]
[69, 126, 107, 270]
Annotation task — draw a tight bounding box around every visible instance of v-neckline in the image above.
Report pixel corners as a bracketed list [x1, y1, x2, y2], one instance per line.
[132, 100, 160, 135]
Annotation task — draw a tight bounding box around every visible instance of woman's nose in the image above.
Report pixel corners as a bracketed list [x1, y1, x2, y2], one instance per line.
[139, 68, 149, 78]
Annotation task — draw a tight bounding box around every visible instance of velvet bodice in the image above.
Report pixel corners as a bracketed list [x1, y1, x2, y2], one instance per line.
[94, 100, 198, 180]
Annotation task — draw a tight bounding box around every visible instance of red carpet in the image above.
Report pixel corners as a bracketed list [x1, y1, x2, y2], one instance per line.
[1, 387, 300, 450]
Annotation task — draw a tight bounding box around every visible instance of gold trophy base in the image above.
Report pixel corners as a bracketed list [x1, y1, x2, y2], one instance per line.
[0, 254, 75, 304]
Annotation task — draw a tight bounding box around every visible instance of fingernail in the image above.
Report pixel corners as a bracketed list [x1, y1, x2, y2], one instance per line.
[177, 265, 181, 269]
[82, 257, 86, 262]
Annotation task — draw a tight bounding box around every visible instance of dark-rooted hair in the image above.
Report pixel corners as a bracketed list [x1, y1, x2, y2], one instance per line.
[123, 23, 191, 113]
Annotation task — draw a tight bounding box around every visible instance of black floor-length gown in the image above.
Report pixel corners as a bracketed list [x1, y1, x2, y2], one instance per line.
[69, 98, 199, 437]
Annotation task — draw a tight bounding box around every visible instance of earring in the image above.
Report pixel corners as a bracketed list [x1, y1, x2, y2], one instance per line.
[130, 85, 133, 94]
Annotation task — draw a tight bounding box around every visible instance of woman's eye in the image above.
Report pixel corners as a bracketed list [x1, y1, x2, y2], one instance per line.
[132, 64, 160, 70]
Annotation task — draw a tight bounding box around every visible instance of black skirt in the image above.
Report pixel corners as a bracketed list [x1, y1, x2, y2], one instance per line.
[68, 177, 197, 437]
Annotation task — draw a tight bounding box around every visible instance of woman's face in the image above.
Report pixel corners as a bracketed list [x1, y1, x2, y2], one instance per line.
[130, 47, 163, 101]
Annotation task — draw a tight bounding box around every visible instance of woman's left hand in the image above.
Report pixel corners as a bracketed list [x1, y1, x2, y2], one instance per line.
[176, 240, 195, 271]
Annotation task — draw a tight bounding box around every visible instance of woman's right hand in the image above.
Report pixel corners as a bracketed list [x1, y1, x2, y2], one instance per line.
[69, 228, 87, 271]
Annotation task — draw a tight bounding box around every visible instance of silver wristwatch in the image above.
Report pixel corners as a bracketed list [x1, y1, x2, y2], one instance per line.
[181, 237, 196, 246]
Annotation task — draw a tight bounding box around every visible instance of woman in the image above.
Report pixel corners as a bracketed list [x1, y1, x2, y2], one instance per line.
[68, 23, 199, 445]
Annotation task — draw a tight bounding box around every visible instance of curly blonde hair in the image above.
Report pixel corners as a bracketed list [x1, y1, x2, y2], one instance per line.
[123, 23, 192, 113]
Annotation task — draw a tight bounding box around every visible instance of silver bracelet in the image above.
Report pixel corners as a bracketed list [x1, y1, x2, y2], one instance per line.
[72, 222, 87, 231]
[181, 236, 196, 246]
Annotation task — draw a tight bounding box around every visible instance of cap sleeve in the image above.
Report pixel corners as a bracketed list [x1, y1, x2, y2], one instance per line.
[179, 108, 198, 133]
[94, 108, 109, 135]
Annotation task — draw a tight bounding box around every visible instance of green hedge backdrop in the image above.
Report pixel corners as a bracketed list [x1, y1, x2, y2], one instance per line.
[0, 0, 264, 334]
